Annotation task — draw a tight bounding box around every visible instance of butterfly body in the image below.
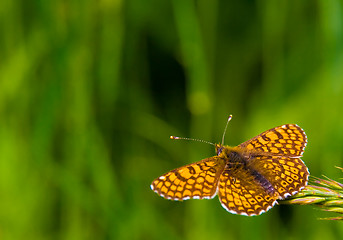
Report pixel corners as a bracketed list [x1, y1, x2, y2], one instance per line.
[223, 147, 276, 194]
[151, 123, 309, 216]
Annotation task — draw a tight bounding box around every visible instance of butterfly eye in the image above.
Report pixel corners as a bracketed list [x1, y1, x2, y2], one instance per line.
[216, 146, 224, 156]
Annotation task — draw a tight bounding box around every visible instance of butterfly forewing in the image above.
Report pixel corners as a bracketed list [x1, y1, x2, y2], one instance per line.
[239, 124, 307, 157]
[151, 157, 226, 200]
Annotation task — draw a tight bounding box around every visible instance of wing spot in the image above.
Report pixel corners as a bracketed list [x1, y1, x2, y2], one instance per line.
[169, 174, 176, 182]
[174, 178, 181, 185]
[196, 177, 204, 183]
[175, 192, 182, 198]
[193, 190, 201, 196]
[156, 182, 163, 189]
[187, 166, 196, 174]
[187, 178, 195, 185]
[161, 186, 168, 194]
[183, 190, 191, 197]
[287, 161, 295, 167]
[286, 176, 293, 183]
[165, 181, 171, 187]
[281, 180, 288, 187]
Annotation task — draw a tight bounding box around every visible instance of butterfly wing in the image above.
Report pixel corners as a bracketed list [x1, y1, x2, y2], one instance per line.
[237, 124, 309, 200]
[151, 157, 226, 200]
[239, 124, 307, 157]
[217, 155, 309, 215]
[249, 155, 309, 199]
[218, 167, 278, 216]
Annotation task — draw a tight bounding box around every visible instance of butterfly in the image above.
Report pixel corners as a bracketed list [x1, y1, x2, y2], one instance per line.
[150, 116, 309, 216]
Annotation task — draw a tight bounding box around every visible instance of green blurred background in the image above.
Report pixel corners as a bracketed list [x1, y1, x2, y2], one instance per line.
[1, 0, 343, 239]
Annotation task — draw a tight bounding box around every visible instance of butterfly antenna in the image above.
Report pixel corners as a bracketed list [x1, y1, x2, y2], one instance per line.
[170, 136, 215, 146]
[221, 115, 232, 145]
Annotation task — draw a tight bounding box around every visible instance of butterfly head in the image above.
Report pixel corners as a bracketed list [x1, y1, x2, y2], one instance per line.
[215, 144, 224, 156]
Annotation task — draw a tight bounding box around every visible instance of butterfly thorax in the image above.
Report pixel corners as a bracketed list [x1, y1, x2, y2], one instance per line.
[216, 144, 276, 196]
[216, 144, 249, 167]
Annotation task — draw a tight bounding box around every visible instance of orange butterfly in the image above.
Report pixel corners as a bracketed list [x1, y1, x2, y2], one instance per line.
[151, 116, 309, 216]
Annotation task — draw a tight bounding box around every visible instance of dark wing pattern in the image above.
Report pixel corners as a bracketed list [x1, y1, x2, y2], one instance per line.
[151, 157, 225, 200]
[239, 124, 307, 157]
[218, 167, 278, 216]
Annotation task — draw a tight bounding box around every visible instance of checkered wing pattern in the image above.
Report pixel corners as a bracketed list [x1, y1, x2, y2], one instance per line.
[218, 170, 278, 216]
[218, 155, 309, 216]
[239, 124, 307, 157]
[150, 157, 225, 200]
[217, 124, 309, 215]
[252, 155, 309, 199]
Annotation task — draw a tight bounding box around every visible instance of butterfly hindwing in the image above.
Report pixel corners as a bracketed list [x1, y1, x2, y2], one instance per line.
[218, 168, 278, 216]
[248, 155, 309, 199]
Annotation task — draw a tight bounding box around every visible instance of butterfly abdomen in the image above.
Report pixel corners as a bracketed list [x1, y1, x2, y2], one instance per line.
[250, 169, 275, 195]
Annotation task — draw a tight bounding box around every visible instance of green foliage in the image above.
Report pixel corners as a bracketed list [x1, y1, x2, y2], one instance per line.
[1, 0, 343, 239]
